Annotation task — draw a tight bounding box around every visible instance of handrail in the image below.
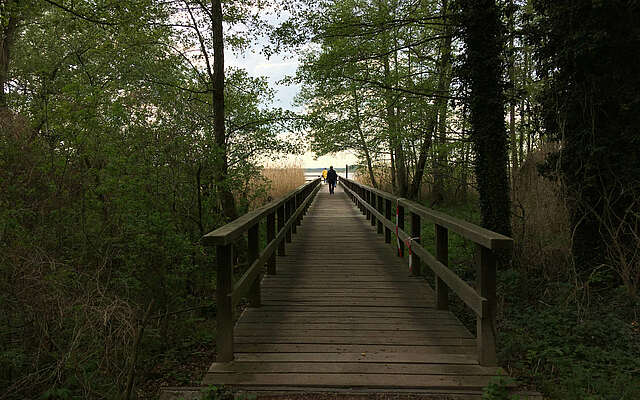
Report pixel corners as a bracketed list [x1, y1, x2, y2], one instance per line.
[201, 178, 322, 362]
[202, 181, 313, 245]
[340, 177, 513, 366]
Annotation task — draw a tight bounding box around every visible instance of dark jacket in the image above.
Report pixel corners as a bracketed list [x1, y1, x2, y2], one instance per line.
[326, 169, 338, 183]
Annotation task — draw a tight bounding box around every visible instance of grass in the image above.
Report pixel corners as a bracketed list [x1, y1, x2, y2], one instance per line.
[261, 163, 306, 200]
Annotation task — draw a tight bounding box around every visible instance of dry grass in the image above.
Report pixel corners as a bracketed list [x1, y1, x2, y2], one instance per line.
[256, 163, 306, 204]
[511, 144, 572, 276]
[354, 165, 395, 193]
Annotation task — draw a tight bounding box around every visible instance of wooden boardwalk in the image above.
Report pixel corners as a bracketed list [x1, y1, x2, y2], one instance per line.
[203, 184, 508, 395]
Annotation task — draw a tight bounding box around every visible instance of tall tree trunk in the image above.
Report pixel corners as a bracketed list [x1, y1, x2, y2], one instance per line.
[352, 87, 377, 188]
[459, 0, 512, 237]
[432, 0, 453, 202]
[211, 0, 237, 222]
[408, 113, 436, 200]
[389, 147, 396, 191]
[383, 54, 408, 196]
[507, 0, 518, 177]
[0, 11, 18, 110]
[196, 164, 204, 236]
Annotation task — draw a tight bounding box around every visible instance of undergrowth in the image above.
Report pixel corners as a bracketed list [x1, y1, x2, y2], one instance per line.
[404, 196, 640, 399]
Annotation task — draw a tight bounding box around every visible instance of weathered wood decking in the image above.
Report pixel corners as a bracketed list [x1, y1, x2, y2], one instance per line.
[203, 184, 509, 395]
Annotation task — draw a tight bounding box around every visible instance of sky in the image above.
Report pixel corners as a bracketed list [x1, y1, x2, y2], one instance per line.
[226, 46, 358, 169]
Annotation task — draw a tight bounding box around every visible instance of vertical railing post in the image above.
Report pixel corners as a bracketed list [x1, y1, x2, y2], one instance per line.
[397, 203, 405, 257]
[277, 204, 285, 255]
[296, 190, 302, 227]
[376, 195, 383, 234]
[285, 197, 292, 243]
[477, 245, 497, 366]
[435, 224, 449, 309]
[384, 199, 392, 243]
[291, 196, 297, 234]
[267, 212, 276, 275]
[248, 223, 261, 307]
[216, 243, 234, 362]
[410, 212, 421, 276]
[370, 192, 376, 227]
[365, 190, 371, 220]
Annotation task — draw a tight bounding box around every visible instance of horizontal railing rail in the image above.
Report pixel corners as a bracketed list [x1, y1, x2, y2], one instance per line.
[202, 178, 322, 362]
[340, 177, 513, 366]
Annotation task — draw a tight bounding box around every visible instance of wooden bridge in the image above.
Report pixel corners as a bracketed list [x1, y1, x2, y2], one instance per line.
[200, 178, 527, 397]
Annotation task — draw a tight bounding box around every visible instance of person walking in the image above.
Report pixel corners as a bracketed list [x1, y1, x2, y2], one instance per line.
[321, 168, 328, 183]
[326, 166, 338, 194]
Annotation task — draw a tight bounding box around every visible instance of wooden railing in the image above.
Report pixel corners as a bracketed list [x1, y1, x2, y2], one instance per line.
[201, 179, 322, 362]
[340, 177, 513, 366]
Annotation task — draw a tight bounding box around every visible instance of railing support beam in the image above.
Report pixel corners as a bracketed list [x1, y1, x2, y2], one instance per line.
[277, 205, 285, 255]
[248, 223, 261, 307]
[397, 204, 405, 257]
[435, 224, 449, 310]
[377, 195, 383, 234]
[411, 212, 421, 276]
[385, 199, 391, 243]
[267, 212, 276, 275]
[216, 243, 234, 362]
[477, 245, 497, 366]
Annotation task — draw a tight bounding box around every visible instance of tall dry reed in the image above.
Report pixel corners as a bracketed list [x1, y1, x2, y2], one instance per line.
[262, 163, 306, 199]
[246, 163, 306, 209]
[511, 145, 572, 276]
[354, 165, 395, 193]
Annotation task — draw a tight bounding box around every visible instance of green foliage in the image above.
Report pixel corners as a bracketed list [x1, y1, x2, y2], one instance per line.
[1, 0, 300, 398]
[482, 376, 519, 400]
[200, 385, 233, 400]
[499, 269, 640, 399]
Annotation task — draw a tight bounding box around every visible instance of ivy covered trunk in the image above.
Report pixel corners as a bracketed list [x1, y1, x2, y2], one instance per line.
[458, 0, 512, 237]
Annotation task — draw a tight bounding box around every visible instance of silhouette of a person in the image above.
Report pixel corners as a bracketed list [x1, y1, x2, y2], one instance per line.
[326, 166, 338, 194]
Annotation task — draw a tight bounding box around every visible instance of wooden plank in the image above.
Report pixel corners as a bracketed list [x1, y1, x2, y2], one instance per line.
[208, 362, 502, 375]
[261, 300, 435, 307]
[233, 352, 478, 364]
[238, 315, 463, 324]
[241, 309, 452, 319]
[257, 287, 431, 293]
[234, 336, 476, 346]
[234, 343, 475, 354]
[203, 373, 500, 389]
[246, 305, 439, 313]
[236, 318, 464, 328]
[233, 328, 473, 339]
[260, 282, 428, 289]
[235, 322, 468, 332]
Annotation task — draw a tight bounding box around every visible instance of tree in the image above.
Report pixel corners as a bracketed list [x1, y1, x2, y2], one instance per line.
[535, 0, 640, 278]
[457, 0, 512, 236]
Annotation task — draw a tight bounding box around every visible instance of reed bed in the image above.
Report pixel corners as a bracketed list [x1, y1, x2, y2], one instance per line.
[262, 164, 306, 199]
